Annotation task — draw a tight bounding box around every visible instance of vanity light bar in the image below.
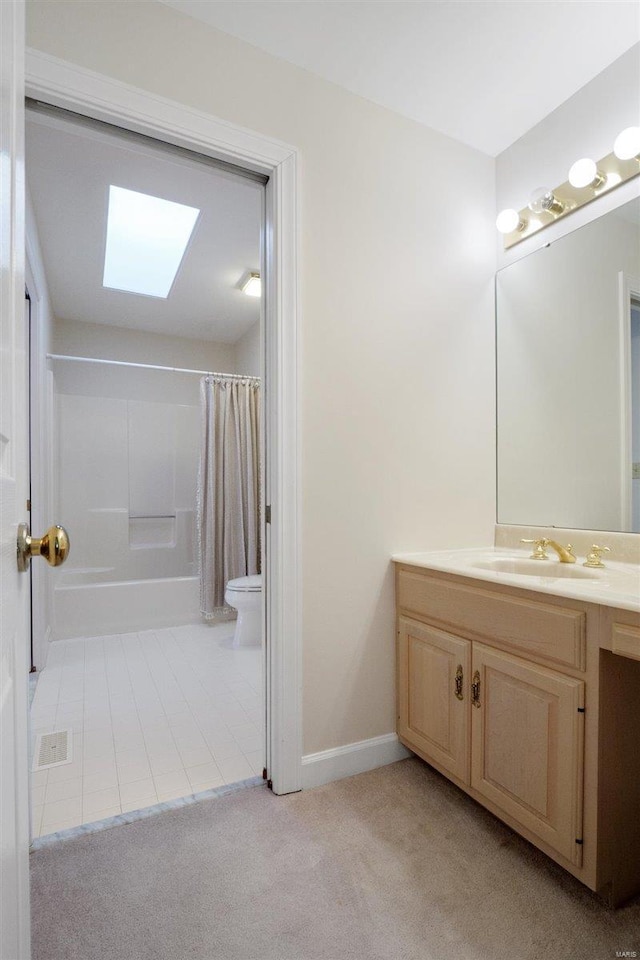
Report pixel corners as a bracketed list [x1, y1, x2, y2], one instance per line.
[497, 130, 640, 249]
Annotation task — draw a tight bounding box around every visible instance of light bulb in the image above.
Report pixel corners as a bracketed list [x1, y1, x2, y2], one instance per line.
[613, 126, 640, 161]
[568, 158, 605, 189]
[495, 208, 525, 234]
[529, 187, 564, 216]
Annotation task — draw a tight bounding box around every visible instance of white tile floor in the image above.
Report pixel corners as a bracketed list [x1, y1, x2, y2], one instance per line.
[30, 620, 263, 837]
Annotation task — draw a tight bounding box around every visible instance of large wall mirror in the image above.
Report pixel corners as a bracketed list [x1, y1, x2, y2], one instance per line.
[496, 197, 640, 534]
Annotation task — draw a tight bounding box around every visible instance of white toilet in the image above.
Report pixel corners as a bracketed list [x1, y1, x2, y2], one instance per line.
[224, 574, 262, 647]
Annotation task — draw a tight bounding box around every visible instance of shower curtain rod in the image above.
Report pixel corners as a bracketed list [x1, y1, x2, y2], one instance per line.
[46, 354, 260, 381]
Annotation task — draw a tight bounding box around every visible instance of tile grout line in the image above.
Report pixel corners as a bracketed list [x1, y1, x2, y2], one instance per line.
[147, 625, 256, 783]
[131, 628, 197, 799]
[114, 630, 156, 811]
[34, 623, 264, 836]
[151, 627, 232, 795]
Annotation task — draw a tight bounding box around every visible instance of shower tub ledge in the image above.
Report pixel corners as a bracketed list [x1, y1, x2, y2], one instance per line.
[53, 574, 201, 639]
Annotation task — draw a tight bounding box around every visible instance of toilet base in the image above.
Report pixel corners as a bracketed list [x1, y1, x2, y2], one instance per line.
[231, 606, 262, 648]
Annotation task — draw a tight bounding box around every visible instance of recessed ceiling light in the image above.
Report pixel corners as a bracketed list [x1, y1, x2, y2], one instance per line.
[241, 272, 261, 298]
[103, 186, 200, 298]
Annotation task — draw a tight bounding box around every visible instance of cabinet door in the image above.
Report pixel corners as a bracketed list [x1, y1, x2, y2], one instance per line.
[470, 642, 584, 865]
[398, 617, 470, 783]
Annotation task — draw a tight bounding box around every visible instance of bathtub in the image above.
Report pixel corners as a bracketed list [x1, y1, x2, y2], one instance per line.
[53, 572, 201, 640]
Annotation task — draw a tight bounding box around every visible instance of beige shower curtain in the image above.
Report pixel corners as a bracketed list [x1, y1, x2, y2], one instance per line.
[197, 376, 261, 618]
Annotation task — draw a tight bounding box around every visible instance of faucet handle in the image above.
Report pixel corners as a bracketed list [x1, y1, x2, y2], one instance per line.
[520, 538, 549, 560]
[583, 545, 611, 568]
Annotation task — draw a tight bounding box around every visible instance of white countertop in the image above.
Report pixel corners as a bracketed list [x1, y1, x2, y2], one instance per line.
[392, 547, 640, 613]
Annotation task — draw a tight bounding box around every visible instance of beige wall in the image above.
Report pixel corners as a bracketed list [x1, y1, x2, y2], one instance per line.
[53, 318, 238, 373]
[27, 0, 497, 754]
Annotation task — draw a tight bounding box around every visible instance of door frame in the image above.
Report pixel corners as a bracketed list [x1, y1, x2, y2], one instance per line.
[618, 271, 640, 532]
[25, 48, 302, 795]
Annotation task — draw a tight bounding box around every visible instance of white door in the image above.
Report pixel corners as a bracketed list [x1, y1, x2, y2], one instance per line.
[0, 2, 31, 958]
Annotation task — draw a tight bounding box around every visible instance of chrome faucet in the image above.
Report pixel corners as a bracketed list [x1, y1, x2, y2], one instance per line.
[520, 538, 576, 563]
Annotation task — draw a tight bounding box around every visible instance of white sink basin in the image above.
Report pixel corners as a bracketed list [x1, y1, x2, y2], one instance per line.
[471, 558, 601, 579]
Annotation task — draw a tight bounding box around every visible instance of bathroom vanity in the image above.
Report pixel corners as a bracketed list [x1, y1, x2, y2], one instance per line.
[393, 548, 640, 906]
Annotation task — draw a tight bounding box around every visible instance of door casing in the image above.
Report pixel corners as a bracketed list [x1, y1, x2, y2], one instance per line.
[24, 48, 303, 797]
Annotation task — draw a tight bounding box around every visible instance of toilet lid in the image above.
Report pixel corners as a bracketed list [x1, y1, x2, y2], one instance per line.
[227, 574, 262, 592]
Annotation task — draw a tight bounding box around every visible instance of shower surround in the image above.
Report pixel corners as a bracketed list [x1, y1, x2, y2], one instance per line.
[52, 358, 201, 639]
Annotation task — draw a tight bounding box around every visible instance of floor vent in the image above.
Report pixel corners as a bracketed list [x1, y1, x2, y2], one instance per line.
[33, 730, 73, 771]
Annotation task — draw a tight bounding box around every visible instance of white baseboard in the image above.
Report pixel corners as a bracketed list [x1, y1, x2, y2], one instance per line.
[301, 732, 411, 790]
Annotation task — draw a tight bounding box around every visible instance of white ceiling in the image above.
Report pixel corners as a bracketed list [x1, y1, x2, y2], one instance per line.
[161, 0, 639, 157]
[26, 110, 262, 343]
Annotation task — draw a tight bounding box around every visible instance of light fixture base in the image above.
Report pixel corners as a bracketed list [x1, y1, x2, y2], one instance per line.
[502, 150, 639, 249]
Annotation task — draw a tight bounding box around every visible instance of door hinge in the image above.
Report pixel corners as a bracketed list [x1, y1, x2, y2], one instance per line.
[262, 767, 268, 780]
[578, 707, 585, 713]
[265, 505, 271, 524]
[26, 499, 31, 512]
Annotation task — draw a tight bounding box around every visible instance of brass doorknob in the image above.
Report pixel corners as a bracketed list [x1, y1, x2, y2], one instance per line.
[17, 522, 70, 572]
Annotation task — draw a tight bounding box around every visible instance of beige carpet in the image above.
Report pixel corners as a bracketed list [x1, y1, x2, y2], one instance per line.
[30, 758, 640, 960]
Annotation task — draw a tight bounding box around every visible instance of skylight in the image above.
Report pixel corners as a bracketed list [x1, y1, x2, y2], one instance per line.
[103, 186, 200, 298]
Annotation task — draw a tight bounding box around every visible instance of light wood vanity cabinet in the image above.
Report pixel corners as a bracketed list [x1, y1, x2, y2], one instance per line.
[395, 563, 640, 906]
[398, 619, 470, 783]
[470, 643, 584, 866]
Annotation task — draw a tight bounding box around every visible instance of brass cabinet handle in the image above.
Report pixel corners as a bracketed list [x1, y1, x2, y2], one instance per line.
[454, 664, 464, 700]
[17, 522, 70, 572]
[471, 670, 481, 708]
